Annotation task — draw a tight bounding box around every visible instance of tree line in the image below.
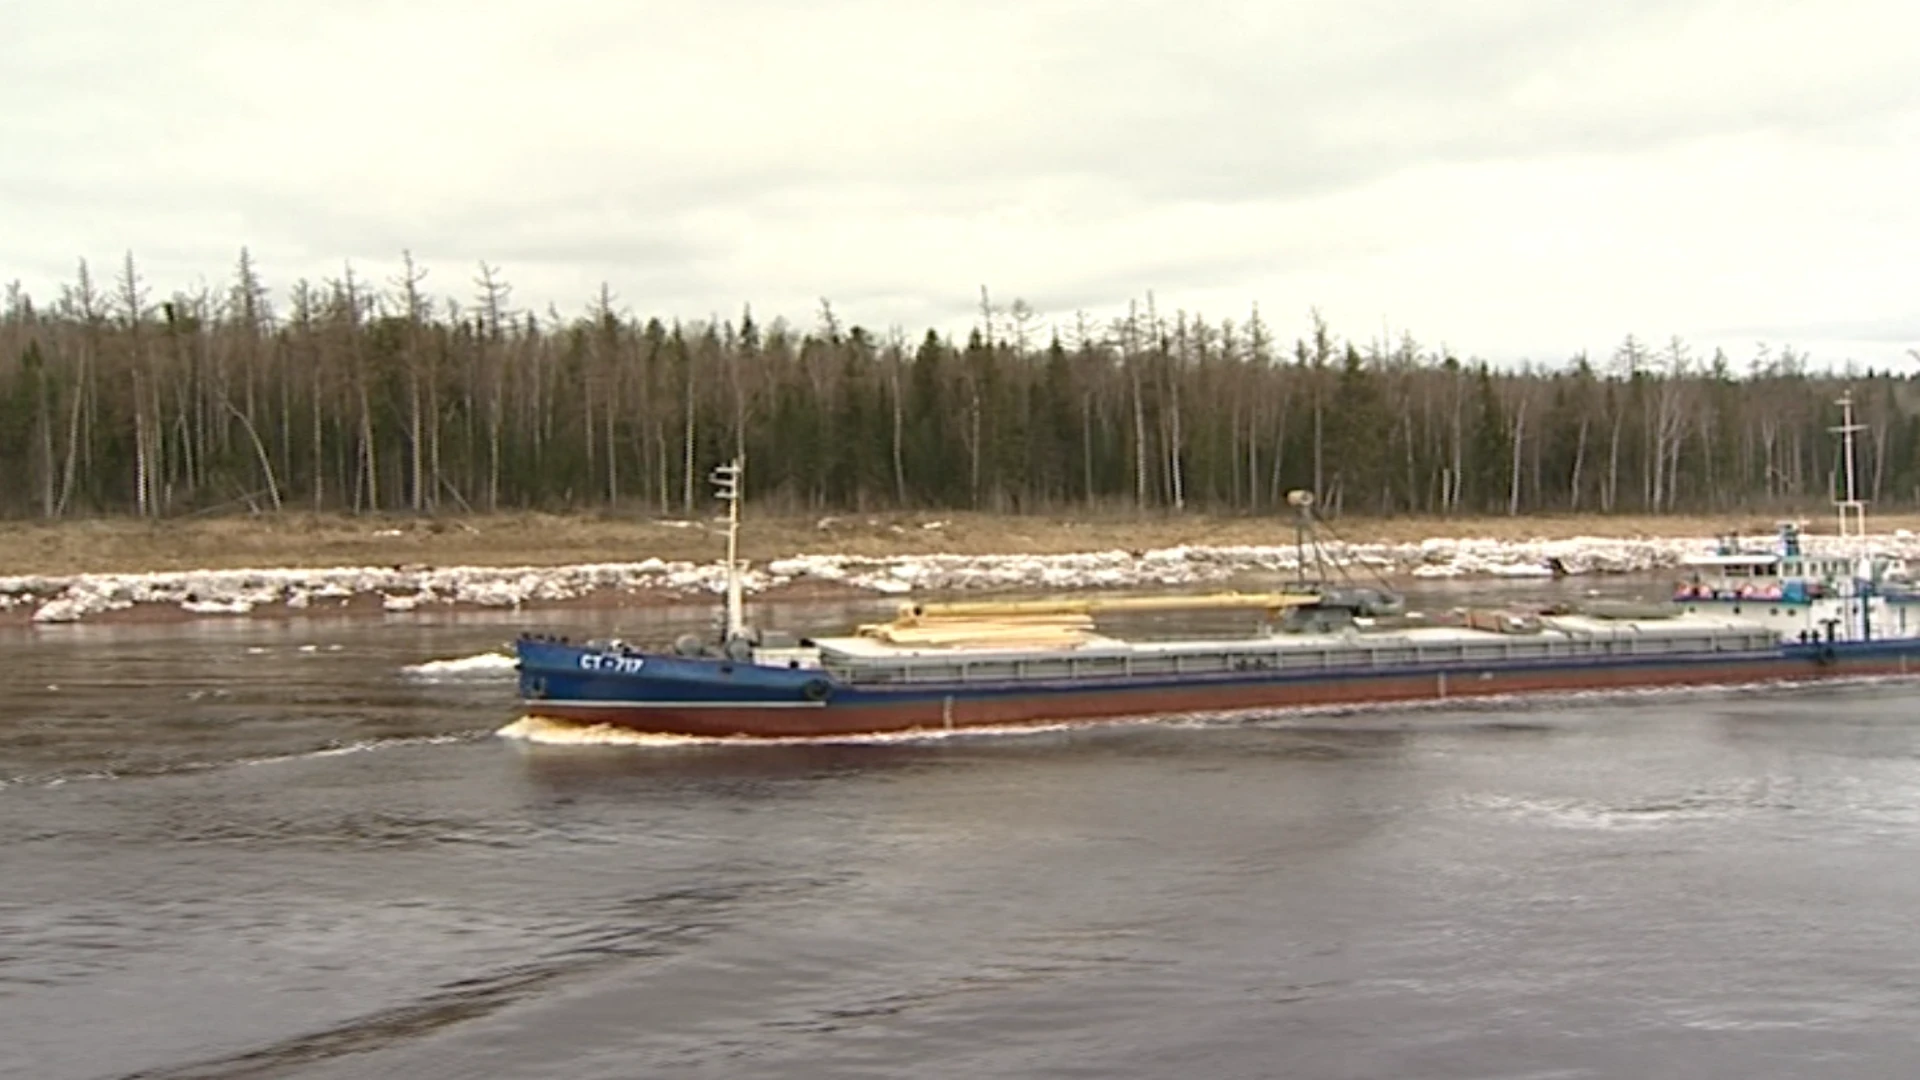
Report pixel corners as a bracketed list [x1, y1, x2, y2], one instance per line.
[0, 251, 1913, 522]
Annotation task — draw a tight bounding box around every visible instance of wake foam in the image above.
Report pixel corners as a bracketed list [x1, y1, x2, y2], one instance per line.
[1460, 791, 1769, 830]
[0, 733, 477, 791]
[495, 715, 1088, 747]
[241, 733, 476, 766]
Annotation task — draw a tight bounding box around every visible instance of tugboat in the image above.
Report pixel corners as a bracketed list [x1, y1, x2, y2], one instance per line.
[1673, 391, 1920, 648]
[512, 395, 1920, 739]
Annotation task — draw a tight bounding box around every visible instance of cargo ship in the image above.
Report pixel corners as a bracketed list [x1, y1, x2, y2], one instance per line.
[514, 392, 1920, 738]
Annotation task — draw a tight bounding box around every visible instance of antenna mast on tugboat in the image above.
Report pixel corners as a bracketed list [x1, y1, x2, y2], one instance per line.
[1829, 390, 1873, 642]
[711, 456, 747, 643]
[1832, 390, 1867, 541]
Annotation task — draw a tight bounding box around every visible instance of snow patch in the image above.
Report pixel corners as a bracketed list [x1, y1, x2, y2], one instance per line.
[12, 530, 1916, 624]
[12, 559, 732, 624]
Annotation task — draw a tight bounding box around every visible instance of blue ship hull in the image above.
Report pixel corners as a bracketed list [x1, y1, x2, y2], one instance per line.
[513, 635, 1920, 738]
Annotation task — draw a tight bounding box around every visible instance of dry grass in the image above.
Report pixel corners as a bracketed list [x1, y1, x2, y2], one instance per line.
[4, 508, 1917, 577]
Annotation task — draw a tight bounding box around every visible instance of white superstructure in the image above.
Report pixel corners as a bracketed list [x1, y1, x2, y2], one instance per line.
[1674, 391, 1918, 644]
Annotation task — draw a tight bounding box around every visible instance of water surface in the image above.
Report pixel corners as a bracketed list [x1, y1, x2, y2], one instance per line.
[5, 587, 1920, 1078]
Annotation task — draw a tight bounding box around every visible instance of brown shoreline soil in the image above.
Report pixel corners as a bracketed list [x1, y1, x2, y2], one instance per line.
[4, 508, 1910, 578]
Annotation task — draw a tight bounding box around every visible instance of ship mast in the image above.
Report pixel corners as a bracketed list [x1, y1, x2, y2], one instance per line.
[711, 457, 746, 642]
[1829, 391, 1871, 642]
[1832, 390, 1867, 541]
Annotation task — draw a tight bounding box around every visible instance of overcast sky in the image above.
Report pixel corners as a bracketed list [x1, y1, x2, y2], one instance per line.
[6, 0, 1917, 367]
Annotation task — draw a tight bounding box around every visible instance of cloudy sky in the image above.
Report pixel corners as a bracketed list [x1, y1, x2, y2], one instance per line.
[6, 0, 1918, 366]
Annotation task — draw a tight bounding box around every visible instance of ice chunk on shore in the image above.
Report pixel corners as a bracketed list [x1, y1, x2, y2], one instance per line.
[12, 528, 1919, 624]
[403, 652, 518, 679]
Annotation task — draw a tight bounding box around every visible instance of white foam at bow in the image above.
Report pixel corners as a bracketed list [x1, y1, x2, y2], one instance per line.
[495, 715, 1085, 746]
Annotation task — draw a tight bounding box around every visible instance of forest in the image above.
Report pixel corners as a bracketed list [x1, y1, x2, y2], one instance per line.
[0, 250, 1913, 523]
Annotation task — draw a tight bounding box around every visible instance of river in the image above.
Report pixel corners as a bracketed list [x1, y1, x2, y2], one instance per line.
[5, 584, 1920, 1078]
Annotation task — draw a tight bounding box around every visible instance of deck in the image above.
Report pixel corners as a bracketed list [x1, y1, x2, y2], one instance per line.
[806, 615, 1778, 687]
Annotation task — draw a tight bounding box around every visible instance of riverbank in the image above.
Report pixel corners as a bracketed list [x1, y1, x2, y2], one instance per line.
[5, 508, 1915, 626]
[1, 509, 1899, 577]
